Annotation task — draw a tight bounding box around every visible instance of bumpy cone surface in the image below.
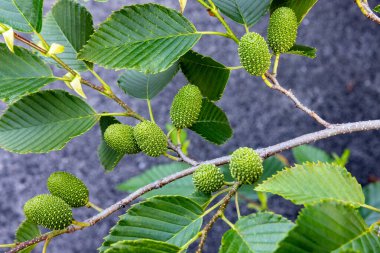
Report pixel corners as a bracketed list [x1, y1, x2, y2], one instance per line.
[230, 147, 263, 184]
[193, 164, 224, 193]
[133, 121, 167, 157]
[170, 84, 203, 129]
[104, 124, 141, 154]
[238, 32, 271, 76]
[23, 194, 73, 230]
[268, 7, 298, 54]
[47, 171, 89, 208]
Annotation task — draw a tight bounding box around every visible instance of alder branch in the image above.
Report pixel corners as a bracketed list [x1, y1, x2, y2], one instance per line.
[196, 182, 240, 253]
[13, 33, 144, 121]
[265, 72, 332, 128]
[7, 119, 380, 253]
[168, 141, 199, 166]
[354, 0, 380, 24]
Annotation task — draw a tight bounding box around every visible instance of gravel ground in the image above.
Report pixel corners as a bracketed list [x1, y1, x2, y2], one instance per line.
[1, 1, 380, 252]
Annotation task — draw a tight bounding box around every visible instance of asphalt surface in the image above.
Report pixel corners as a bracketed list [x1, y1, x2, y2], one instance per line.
[1, 0, 380, 252]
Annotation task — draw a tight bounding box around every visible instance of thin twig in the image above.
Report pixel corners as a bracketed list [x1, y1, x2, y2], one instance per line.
[265, 72, 332, 128]
[7, 119, 380, 253]
[168, 141, 198, 166]
[13, 33, 144, 121]
[196, 182, 240, 253]
[354, 0, 380, 24]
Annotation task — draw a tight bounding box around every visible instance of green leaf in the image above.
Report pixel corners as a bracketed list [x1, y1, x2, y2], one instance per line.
[255, 162, 364, 207]
[180, 50, 230, 101]
[270, 0, 318, 24]
[100, 196, 203, 252]
[292, 145, 332, 164]
[38, 0, 94, 72]
[15, 220, 41, 253]
[360, 182, 380, 225]
[0, 90, 98, 154]
[332, 231, 380, 253]
[213, 0, 271, 27]
[118, 62, 179, 100]
[0, 0, 43, 32]
[275, 201, 368, 253]
[189, 99, 232, 145]
[97, 116, 124, 172]
[374, 5, 380, 13]
[78, 4, 201, 74]
[258, 156, 286, 184]
[219, 212, 294, 253]
[285, 44, 317, 59]
[117, 163, 194, 198]
[105, 239, 181, 253]
[0, 44, 56, 102]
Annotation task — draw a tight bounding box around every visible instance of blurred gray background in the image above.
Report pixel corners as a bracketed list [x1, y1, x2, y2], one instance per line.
[1, 0, 380, 252]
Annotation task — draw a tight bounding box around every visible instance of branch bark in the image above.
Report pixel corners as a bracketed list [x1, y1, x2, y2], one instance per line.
[265, 73, 332, 128]
[7, 119, 380, 253]
[354, 0, 380, 24]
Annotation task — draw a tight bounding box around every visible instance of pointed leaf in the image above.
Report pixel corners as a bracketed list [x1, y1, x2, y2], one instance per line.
[118, 62, 179, 100]
[374, 5, 380, 13]
[292, 145, 332, 164]
[105, 239, 181, 253]
[190, 99, 232, 145]
[360, 182, 380, 225]
[98, 116, 124, 172]
[270, 0, 318, 24]
[258, 156, 286, 184]
[39, 0, 94, 72]
[0, 90, 98, 154]
[0, 0, 43, 32]
[78, 4, 201, 73]
[275, 201, 368, 253]
[0, 44, 56, 102]
[213, 0, 271, 27]
[180, 50, 230, 101]
[285, 44, 317, 59]
[100, 196, 203, 252]
[255, 162, 364, 207]
[117, 163, 194, 197]
[219, 212, 294, 253]
[15, 220, 41, 253]
[332, 231, 380, 253]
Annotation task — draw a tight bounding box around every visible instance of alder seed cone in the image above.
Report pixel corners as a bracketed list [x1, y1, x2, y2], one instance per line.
[133, 121, 167, 157]
[193, 164, 224, 193]
[230, 147, 263, 184]
[104, 124, 141, 154]
[47, 171, 89, 208]
[238, 32, 272, 76]
[268, 7, 298, 54]
[23, 194, 73, 230]
[170, 84, 203, 129]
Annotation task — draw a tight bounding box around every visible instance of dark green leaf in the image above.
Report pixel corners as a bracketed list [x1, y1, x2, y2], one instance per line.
[117, 163, 194, 198]
[220, 212, 294, 253]
[213, 0, 271, 27]
[374, 5, 380, 13]
[292, 144, 332, 163]
[105, 239, 181, 253]
[79, 4, 201, 73]
[0, 44, 56, 102]
[39, 0, 94, 72]
[255, 162, 364, 207]
[270, 0, 318, 24]
[0, 0, 43, 32]
[275, 201, 368, 253]
[190, 99, 232, 145]
[118, 62, 179, 100]
[15, 220, 41, 253]
[100, 196, 203, 252]
[258, 156, 286, 184]
[0, 90, 98, 154]
[180, 50, 230, 101]
[360, 182, 380, 225]
[97, 116, 124, 172]
[285, 44, 317, 59]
